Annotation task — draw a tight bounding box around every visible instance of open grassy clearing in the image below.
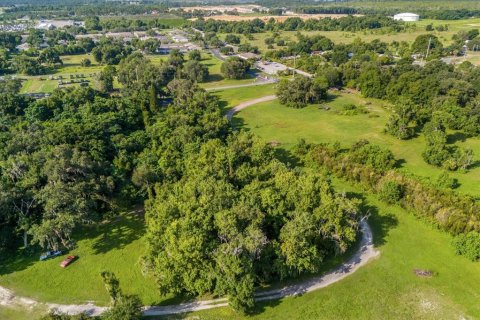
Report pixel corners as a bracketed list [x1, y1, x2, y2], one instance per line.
[19, 54, 102, 93]
[230, 91, 480, 197]
[212, 83, 277, 108]
[159, 178, 480, 319]
[218, 17, 480, 52]
[18, 51, 263, 94]
[0, 210, 165, 307]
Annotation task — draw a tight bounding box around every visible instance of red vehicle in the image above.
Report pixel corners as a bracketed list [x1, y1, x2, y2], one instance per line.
[60, 255, 77, 268]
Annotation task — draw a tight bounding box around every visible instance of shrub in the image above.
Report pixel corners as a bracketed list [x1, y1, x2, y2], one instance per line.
[81, 58, 91, 67]
[378, 181, 404, 204]
[453, 231, 480, 261]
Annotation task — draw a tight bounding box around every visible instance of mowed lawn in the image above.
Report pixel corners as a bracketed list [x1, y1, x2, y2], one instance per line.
[0, 211, 164, 307]
[229, 92, 480, 197]
[160, 180, 480, 319]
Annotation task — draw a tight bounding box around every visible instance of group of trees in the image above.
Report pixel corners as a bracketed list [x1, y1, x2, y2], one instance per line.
[274, 35, 478, 171]
[191, 15, 406, 35]
[0, 47, 211, 256]
[91, 38, 133, 65]
[297, 140, 480, 236]
[221, 57, 250, 79]
[85, 16, 179, 33]
[142, 82, 361, 311]
[277, 76, 328, 108]
[0, 80, 147, 253]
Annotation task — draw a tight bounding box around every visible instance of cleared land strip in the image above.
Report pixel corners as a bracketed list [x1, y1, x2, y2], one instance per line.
[0, 96, 379, 317]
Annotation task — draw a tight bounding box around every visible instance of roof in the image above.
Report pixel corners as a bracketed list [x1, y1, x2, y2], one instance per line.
[237, 52, 260, 60]
[394, 13, 419, 17]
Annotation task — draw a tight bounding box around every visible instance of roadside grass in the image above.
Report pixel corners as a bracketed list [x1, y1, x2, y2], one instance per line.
[0, 305, 46, 320]
[231, 92, 480, 197]
[0, 210, 164, 307]
[158, 179, 480, 319]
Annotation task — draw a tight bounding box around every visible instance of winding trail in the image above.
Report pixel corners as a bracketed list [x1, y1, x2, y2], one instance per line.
[226, 95, 277, 121]
[143, 220, 378, 316]
[0, 96, 379, 317]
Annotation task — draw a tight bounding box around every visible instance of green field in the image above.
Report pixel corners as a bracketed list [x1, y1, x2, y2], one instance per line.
[20, 54, 103, 94]
[18, 51, 265, 94]
[226, 88, 480, 197]
[218, 17, 480, 52]
[212, 83, 277, 107]
[0, 210, 164, 307]
[160, 180, 480, 319]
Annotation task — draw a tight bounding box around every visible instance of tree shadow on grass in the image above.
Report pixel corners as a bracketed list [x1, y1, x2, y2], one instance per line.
[205, 74, 224, 83]
[0, 248, 37, 276]
[274, 147, 301, 168]
[395, 158, 407, 169]
[344, 191, 398, 247]
[231, 116, 248, 132]
[447, 132, 468, 144]
[87, 211, 145, 255]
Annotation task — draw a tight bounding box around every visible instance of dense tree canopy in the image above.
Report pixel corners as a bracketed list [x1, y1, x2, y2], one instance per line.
[221, 57, 250, 80]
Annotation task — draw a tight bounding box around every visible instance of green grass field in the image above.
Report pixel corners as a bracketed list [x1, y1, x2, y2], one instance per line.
[212, 83, 277, 107]
[223, 87, 480, 197]
[0, 210, 165, 307]
[20, 54, 103, 94]
[159, 179, 480, 319]
[0, 305, 46, 320]
[218, 17, 480, 53]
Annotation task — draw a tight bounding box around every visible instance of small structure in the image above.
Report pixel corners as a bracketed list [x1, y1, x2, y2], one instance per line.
[393, 13, 420, 22]
[237, 52, 260, 60]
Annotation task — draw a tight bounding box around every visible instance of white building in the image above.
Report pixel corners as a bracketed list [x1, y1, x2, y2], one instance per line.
[393, 13, 420, 22]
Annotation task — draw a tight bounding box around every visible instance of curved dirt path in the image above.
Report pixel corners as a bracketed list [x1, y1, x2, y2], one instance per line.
[143, 219, 378, 316]
[226, 95, 277, 121]
[0, 97, 379, 317]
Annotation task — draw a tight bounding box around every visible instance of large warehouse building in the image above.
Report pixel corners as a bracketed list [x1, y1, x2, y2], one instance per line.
[393, 13, 420, 22]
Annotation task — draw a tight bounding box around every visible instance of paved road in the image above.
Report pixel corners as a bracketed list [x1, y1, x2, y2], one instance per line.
[0, 96, 379, 317]
[210, 48, 226, 61]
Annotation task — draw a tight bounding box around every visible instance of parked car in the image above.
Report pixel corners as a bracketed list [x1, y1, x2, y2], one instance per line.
[60, 255, 77, 268]
[39, 250, 62, 261]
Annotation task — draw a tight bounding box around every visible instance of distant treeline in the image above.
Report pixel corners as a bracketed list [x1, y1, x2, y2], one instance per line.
[297, 6, 480, 20]
[296, 6, 359, 15]
[191, 15, 405, 34]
